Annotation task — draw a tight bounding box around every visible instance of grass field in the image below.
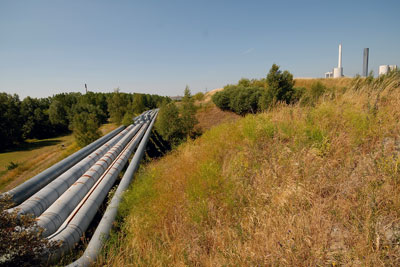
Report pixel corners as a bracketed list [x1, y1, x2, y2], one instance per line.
[0, 123, 118, 192]
[294, 77, 353, 90]
[99, 75, 400, 266]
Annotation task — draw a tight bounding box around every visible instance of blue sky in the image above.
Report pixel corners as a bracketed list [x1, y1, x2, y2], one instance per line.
[0, 0, 399, 98]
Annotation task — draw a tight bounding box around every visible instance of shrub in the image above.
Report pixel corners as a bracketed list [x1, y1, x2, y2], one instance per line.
[0, 196, 59, 266]
[7, 161, 19, 171]
[300, 82, 327, 106]
[193, 92, 205, 101]
[212, 64, 295, 115]
[155, 102, 184, 146]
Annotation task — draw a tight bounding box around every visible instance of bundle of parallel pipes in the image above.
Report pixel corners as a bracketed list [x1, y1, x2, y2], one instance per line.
[1, 109, 158, 265]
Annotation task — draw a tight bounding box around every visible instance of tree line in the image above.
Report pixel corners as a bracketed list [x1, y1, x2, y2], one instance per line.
[0, 90, 169, 150]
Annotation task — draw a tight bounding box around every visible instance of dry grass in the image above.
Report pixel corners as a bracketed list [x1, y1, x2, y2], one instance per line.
[195, 102, 240, 132]
[99, 74, 400, 266]
[295, 77, 353, 90]
[0, 123, 118, 192]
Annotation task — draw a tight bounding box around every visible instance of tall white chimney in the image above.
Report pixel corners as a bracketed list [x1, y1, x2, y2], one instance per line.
[333, 43, 343, 78]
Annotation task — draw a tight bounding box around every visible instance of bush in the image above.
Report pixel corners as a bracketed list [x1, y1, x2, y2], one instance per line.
[212, 64, 296, 115]
[155, 87, 199, 146]
[7, 161, 19, 170]
[155, 102, 184, 146]
[0, 196, 59, 266]
[193, 92, 205, 101]
[300, 82, 327, 106]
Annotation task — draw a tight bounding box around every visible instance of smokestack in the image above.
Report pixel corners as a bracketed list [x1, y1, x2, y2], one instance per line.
[363, 48, 369, 77]
[333, 43, 343, 78]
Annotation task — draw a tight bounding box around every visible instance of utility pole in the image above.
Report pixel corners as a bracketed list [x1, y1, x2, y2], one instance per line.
[85, 83, 88, 94]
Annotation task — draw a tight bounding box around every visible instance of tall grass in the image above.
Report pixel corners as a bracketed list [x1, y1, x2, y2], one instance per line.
[99, 73, 400, 266]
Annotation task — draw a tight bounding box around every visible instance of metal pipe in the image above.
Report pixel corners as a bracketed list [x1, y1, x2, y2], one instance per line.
[1, 126, 125, 206]
[48, 118, 153, 262]
[37, 123, 143, 237]
[68, 109, 158, 266]
[9, 125, 134, 217]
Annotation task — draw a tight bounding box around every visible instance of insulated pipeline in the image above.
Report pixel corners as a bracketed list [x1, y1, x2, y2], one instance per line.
[2, 125, 125, 205]
[48, 116, 154, 261]
[9, 125, 134, 217]
[37, 123, 143, 237]
[68, 109, 158, 266]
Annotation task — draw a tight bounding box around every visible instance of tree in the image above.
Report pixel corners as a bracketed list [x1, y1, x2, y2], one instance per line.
[49, 99, 69, 132]
[155, 102, 184, 146]
[0, 93, 23, 149]
[132, 94, 145, 114]
[71, 103, 102, 147]
[107, 89, 129, 125]
[180, 86, 198, 137]
[20, 97, 53, 139]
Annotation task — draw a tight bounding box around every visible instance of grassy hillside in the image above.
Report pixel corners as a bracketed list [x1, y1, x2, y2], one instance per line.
[195, 101, 240, 132]
[100, 75, 400, 266]
[0, 123, 118, 192]
[294, 77, 353, 90]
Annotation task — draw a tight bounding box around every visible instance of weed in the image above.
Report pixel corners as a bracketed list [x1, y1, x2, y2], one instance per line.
[6, 161, 19, 170]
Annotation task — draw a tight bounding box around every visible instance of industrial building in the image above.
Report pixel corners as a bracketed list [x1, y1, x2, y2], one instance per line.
[325, 44, 344, 78]
[379, 64, 398, 76]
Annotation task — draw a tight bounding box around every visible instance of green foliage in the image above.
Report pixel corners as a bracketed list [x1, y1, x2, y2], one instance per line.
[0, 196, 59, 266]
[132, 94, 146, 114]
[155, 102, 184, 146]
[0, 93, 23, 149]
[107, 89, 129, 125]
[300, 82, 327, 106]
[20, 97, 53, 139]
[180, 86, 198, 137]
[0, 89, 169, 150]
[155, 87, 198, 146]
[212, 64, 296, 115]
[71, 105, 101, 147]
[122, 111, 134, 126]
[193, 92, 205, 101]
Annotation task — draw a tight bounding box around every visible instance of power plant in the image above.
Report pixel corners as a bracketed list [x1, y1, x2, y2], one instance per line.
[325, 44, 344, 78]
[325, 44, 397, 78]
[379, 64, 398, 76]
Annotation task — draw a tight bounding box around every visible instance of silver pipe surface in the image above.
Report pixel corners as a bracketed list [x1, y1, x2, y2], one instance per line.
[9, 125, 134, 217]
[68, 109, 158, 266]
[48, 118, 153, 262]
[2, 126, 125, 205]
[37, 124, 142, 237]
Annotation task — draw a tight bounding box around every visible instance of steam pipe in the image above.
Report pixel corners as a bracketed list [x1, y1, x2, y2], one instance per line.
[9, 125, 134, 217]
[68, 109, 158, 266]
[37, 123, 143, 237]
[1, 126, 125, 205]
[48, 118, 152, 262]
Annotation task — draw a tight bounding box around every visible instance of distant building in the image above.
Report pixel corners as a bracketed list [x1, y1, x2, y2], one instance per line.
[325, 43, 343, 78]
[379, 64, 398, 76]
